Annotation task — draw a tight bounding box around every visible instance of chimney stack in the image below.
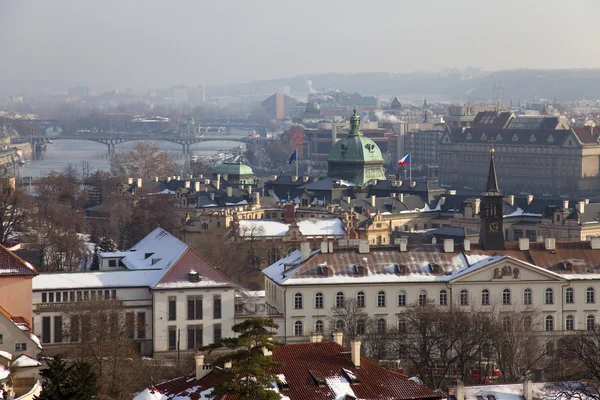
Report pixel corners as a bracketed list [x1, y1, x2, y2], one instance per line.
[463, 239, 471, 252]
[508, 194, 515, 206]
[154, 176, 159, 182]
[215, 175, 221, 190]
[519, 237, 530, 251]
[591, 237, 600, 250]
[563, 200, 569, 209]
[226, 186, 233, 197]
[527, 194, 534, 205]
[185, 180, 191, 189]
[454, 381, 465, 400]
[195, 354, 212, 380]
[137, 178, 143, 188]
[545, 237, 556, 251]
[443, 238, 454, 253]
[310, 332, 323, 343]
[398, 238, 408, 252]
[300, 242, 311, 262]
[253, 191, 260, 205]
[398, 193, 404, 203]
[358, 239, 370, 253]
[370, 195, 376, 208]
[578, 201, 585, 214]
[128, 177, 134, 185]
[333, 330, 343, 346]
[320, 241, 329, 254]
[194, 181, 201, 192]
[523, 380, 533, 400]
[350, 339, 361, 368]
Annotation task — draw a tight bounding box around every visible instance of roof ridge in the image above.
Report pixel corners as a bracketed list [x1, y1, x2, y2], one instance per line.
[0, 244, 38, 275]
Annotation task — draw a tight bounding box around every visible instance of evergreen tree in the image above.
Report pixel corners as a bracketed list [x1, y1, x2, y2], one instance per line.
[97, 236, 117, 252]
[90, 246, 100, 270]
[34, 355, 98, 400]
[205, 317, 283, 400]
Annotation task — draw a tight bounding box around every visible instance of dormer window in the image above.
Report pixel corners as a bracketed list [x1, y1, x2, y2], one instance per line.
[496, 133, 502, 141]
[188, 270, 200, 283]
[394, 264, 406, 275]
[480, 133, 487, 141]
[512, 134, 519, 142]
[466, 132, 472, 140]
[529, 134, 536, 142]
[548, 134, 554, 143]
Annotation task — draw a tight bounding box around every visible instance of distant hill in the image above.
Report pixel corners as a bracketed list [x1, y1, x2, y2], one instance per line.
[216, 69, 600, 102]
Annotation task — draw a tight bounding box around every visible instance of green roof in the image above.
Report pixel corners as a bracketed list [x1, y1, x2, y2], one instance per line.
[327, 109, 385, 164]
[213, 162, 254, 176]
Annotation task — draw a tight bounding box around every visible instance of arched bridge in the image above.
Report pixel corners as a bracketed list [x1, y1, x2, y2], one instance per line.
[27, 134, 254, 156]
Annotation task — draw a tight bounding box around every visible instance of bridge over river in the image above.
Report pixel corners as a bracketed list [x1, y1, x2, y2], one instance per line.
[25, 133, 254, 156]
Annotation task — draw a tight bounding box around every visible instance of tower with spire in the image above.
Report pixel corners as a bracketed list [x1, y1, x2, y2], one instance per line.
[479, 146, 505, 250]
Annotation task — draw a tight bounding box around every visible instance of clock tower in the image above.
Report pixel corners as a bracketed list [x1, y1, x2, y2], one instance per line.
[479, 147, 505, 250]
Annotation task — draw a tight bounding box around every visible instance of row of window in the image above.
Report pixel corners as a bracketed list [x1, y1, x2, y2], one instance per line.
[294, 287, 597, 310]
[293, 314, 598, 337]
[41, 290, 117, 303]
[168, 324, 221, 350]
[41, 312, 146, 344]
[168, 295, 222, 321]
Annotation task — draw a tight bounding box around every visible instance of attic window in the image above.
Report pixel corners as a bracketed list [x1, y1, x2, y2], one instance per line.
[428, 263, 440, 274]
[151, 258, 162, 266]
[476, 397, 485, 400]
[309, 369, 327, 387]
[188, 270, 201, 283]
[529, 134, 536, 142]
[548, 134, 554, 143]
[276, 373, 289, 390]
[319, 265, 332, 276]
[561, 260, 573, 271]
[354, 264, 365, 275]
[284, 263, 296, 272]
[480, 133, 487, 141]
[341, 368, 360, 384]
[466, 132, 472, 140]
[145, 252, 154, 259]
[496, 133, 502, 141]
[512, 134, 519, 142]
[394, 263, 406, 275]
[487, 396, 497, 400]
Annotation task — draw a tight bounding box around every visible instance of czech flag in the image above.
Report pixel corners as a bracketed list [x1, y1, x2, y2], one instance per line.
[288, 150, 297, 164]
[397, 153, 410, 166]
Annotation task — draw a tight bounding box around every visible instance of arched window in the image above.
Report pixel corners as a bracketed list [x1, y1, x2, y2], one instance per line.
[335, 320, 344, 331]
[502, 316, 512, 332]
[377, 318, 386, 333]
[315, 320, 324, 333]
[267, 248, 280, 265]
[287, 247, 298, 255]
[356, 291, 365, 308]
[201, 222, 208, 229]
[356, 320, 365, 335]
[335, 292, 344, 308]
[418, 290, 427, 306]
[587, 287, 595, 304]
[398, 318, 407, 333]
[481, 289, 490, 305]
[566, 315, 574, 330]
[377, 291, 386, 307]
[398, 290, 407, 307]
[545, 288, 554, 305]
[566, 287, 574, 304]
[523, 288, 532, 305]
[294, 321, 303, 336]
[439, 290, 448, 306]
[459, 289, 468, 306]
[315, 292, 323, 309]
[545, 315, 554, 331]
[587, 315, 596, 331]
[502, 289, 511, 305]
[294, 293, 303, 309]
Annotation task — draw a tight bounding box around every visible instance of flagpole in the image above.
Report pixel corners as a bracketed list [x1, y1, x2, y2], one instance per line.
[409, 153, 412, 183]
[295, 150, 299, 177]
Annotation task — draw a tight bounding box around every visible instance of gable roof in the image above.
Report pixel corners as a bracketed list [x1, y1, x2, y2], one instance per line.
[0, 306, 41, 350]
[449, 255, 566, 282]
[155, 341, 441, 400]
[0, 244, 38, 277]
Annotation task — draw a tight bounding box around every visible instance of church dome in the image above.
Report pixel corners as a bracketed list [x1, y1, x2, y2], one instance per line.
[213, 162, 253, 177]
[305, 101, 321, 114]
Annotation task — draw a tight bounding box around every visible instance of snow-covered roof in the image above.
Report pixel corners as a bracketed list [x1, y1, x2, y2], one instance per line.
[239, 218, 345, 238]
[33, 269, 165, 290]
[11, 354, 41, 368]
[99, 227, 188, 271]
[462, 381, 597, 400]
[0, 351, 11, 361]
[133, 387, 168, 400]
[0, 365, 9, 381]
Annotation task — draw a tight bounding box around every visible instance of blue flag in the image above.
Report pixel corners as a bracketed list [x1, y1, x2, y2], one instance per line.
[288, 150, 297, 164]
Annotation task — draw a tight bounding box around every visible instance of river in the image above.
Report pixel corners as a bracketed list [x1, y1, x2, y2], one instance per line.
[17, 129, 248, 178]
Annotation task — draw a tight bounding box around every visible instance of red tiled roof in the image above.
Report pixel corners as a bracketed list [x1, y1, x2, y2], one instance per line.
[572, 126, 599, 144]
[156, 342, 441, 400]
[0, 245, 38, 277]
[0, 306, 31, 331]
[154, 248, 234, 289]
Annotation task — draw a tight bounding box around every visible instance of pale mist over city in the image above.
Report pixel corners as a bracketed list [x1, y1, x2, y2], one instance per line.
[4, 2, 600, 400]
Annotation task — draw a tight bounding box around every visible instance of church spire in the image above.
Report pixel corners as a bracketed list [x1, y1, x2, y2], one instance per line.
[485, 147, 501, 194]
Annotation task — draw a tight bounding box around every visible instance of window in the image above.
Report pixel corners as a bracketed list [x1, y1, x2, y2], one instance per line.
[524, 316, 532, 331]
[294, 321, 303, 336]
[545, 315, 554, 331]
[67, 291, 73, 302]
[42, 316, 51, 344]
[523, 288, 532, 305]
[294, 293, 303, 309]
[70, 315, 80, 342]
[587, 287, 595, 304]
[438, 290, 448, 306]
[315, 320, 324, 333]
[213, 295, 222, 319]
[42, 293, 47, 303]
[335, 320, 344, 331]
[502, 317, 512, 332]
[214, 324, 222, 343]
[108, 259, 117, 267]
[356, 291, 365, 308]
[315, 293, 323, 309]
[335, 292, 344, 308]
[111, 290, 117, 299]
[418, 290, 427, 306]
[168, 297, 176, 321]
[91, 291, 96, 301]
[566, 287, 574, 304]
[187, 296, 203, 320]
[137, 312, 146, 339]
[187, 325, 203, 349]
[377, 291, 386, 307]
[84, 291, 89, 301]
[481, 289, 490, 305]
[268, 248, 280, 265]
[502, 289, 511, 305]
[356, 320, 365, 335]
[398, 291, 407, 307]
[587, 315, 596, 331]
[104, 290, 109, 300]
[545, 288, 554, 305]
[168, 327, 177, 350]
[459, 289, 468, 306]
[48, 292, 54, 302]
[398, 318, 407, 333]
[565, 315, 574, 330]
[377, 318, 386, 333]
[54, 316, 63, 343]
[15, 343, 26, 351]
[126, 312, 135, 339]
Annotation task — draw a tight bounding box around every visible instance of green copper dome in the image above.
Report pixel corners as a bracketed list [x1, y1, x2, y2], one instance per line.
[327, 108, 386, 186]
[213, 159, 254, 184]
[305, 101, 321, 114]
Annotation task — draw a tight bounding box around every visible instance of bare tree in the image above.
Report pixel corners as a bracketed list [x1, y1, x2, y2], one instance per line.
[327, 298, 374, 341]
[110, 141, 176, 180]
[0, 174, 31, 244]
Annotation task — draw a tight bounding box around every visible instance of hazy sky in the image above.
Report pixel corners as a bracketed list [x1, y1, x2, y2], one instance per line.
[2, 0, 600, 90]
